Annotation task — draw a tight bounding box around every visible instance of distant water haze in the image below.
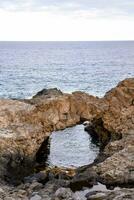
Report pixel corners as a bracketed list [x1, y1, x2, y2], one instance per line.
[0, 41, 134, 99]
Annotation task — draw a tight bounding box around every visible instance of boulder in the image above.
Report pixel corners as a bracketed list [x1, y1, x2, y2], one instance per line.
[33, 88, 63, 98]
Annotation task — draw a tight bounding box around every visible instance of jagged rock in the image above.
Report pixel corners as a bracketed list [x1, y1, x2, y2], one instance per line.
[102, 78, 134, 134]
[0, 91, 101, 181]
[92, 78, 134, 186]
[0, 78, 133, 199]
[94, 130, 134, 185]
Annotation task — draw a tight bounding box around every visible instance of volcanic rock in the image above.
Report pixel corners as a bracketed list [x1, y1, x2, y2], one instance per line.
[0, 78, 133, 200]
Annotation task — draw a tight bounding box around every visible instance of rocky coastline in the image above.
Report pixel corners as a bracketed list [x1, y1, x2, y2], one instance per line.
[0, 78, 133, 200]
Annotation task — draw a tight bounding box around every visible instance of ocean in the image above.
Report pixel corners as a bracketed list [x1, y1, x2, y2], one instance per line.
[0, 41, 134, 99]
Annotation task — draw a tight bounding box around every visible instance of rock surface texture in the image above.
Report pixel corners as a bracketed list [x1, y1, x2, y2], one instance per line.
[94, 78, 134, 186]
[0, 79, 133, 199]
[0, 88, 103, 181]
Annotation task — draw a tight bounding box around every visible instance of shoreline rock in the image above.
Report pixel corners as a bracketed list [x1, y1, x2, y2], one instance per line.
[0, 78, 133, 199]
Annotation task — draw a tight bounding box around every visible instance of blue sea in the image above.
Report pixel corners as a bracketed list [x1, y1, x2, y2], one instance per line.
[0, 41, 134, 99]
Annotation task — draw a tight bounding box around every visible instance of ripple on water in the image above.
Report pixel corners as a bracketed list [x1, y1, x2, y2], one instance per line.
[47, 125, 99, 168]
[0, 41, 134, 99]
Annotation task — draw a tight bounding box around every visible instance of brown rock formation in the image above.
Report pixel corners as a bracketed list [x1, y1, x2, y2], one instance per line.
[0, 78, 133, 189]
[0, 90, 102, 181]
[93, 79, 134, 186]
[102, 78, 134, 134]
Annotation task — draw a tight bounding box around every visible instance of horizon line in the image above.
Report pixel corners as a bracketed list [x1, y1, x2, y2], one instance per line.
[0, 40, 134, 42]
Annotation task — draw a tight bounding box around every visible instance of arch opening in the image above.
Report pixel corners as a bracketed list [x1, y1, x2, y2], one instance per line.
[36, 125, 100, 169]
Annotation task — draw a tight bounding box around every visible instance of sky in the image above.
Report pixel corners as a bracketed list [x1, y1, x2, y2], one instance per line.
[0, 0, 134, 41]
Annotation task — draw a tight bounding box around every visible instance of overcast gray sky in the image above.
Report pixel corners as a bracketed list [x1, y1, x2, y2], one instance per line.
[0, 0, 134, 40]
